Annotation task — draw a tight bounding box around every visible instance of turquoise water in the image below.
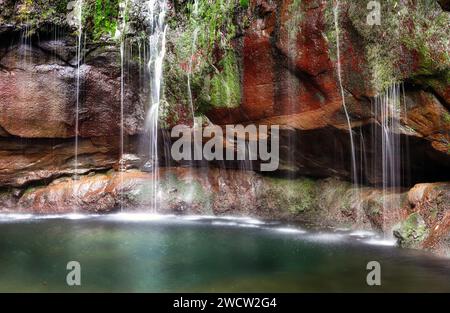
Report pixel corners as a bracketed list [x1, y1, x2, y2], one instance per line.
[0, 214, 449, 292]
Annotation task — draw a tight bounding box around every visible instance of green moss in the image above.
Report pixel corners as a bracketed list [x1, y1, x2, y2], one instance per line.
[400, 5, 450, 77]
[81, 0, 120, 41]
[267, 177, 317, 214]
[367, 44, 399, 92]
[443, 111, 450, 124]
[342, 0, 450, 93]
[239, 0, 250, 9]
[207, 52, 241, 109]
[287, 0, 302, 46]
[164, 0, 245, 116]
[10, 0, 70, 26]
[394, 213, 428, 248]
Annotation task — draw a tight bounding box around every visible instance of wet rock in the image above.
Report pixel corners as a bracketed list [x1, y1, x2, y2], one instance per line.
[6, 167, 448, 256]
[114, 154, 142, 172]
[0, 42, 144, 139]
[405, 183, 450, 257]
[0, 28, 148, 188]
[394, 213, 429, 248]
[9, 167, 403, 229]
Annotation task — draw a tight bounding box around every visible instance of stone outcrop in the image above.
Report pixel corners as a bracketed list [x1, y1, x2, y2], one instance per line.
[0, 1, 449, 257]
[395, 183, 450, 256]
[161, 0, 450, 184]
[0, 24, 145, 187]
[0, 0, 449, 187]
[2, 167, 446, 256]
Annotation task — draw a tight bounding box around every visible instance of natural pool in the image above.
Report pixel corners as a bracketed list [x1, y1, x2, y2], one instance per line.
[0, 213, 449, 292]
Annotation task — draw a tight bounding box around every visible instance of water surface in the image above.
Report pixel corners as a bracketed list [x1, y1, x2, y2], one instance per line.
[0, 214, 448, 292]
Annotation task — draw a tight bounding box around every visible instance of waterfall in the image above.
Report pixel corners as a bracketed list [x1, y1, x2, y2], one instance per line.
[187, 0, 200, 121]
[333, 1, 358, 188]
[373, 83, 404, 233]
[187, 27, 199, 122]
[74, 0, 84, 181]
[117, 0, 131, 212]
[333, 1, 363, 226]
[118, 0, 130, 169]
[143, 0, 168, 211]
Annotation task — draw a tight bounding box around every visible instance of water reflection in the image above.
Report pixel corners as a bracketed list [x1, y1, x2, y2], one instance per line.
[0, 216, 449, 292]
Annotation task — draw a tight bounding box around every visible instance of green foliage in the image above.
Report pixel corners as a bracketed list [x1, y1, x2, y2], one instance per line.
[82, 0, 120, 41]
[12, 0, 70, 25]
[185, 0, 238, 56]
[93, 0, 119, 40]
[208, 52, 241, 109]
[239, 0, 249, 9]
[166, 0, 245, 114]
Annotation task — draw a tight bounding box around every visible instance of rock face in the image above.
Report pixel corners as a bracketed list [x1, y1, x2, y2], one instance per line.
[0, 0, 449, 187]
[221, 0, 449, 183]
[395, 183, 450, 256]
[4, 167, 447, 256]
[0, 26, 145, 187]
[0, 0, 449, 257]
[13, 168, 400, 227]
[147, 0, 450, 186]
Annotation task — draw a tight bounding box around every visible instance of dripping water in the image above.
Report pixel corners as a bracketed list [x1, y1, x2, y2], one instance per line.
[333, 0, 361, 223]
[187, 0, 200, 122]
[187, 27, 199, 122]
[74, 0, 84, 182]
[118, 1, 130, 168]
[373, 83, 404, 234]
[117, 0, 131, 211]
[143, 0, 168, 212]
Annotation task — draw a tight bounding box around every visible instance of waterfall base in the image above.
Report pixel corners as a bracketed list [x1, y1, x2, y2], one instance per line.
[1, 167, 448, 257]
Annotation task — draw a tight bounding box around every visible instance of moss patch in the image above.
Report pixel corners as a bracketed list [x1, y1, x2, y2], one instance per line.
[266, 177, 317, 214]
[164, 0, 246, 119]
[394, 213, 428, 248]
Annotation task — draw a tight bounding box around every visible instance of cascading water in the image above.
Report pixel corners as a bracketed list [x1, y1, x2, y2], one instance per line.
[333, 0, 358, 187]
[333, 0, 361, 223]
[187, 0, 200, 121]
[116, 0, 131, 211]
[187, 27, 199, 121]
[73, 0, 84, 181]
[118, 0, 130, 169]
[143, 0, 168, 211]
[373, 83, 404, 233]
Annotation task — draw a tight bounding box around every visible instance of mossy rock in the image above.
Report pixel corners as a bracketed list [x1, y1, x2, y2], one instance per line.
[393, 213, 428, 248]
[266, 177, 317, 214]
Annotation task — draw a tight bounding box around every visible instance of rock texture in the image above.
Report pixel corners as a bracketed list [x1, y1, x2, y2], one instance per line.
[0, 0, 449, 257]
[0, 25, 145, 187]
[2, 167, 447, 256]
[395, 183, 450, 256]
[0, 0, 449, 187]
